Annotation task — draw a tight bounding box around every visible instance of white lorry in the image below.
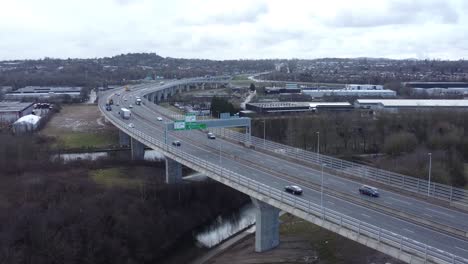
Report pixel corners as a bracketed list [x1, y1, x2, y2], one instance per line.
[120, 108, 131, 119]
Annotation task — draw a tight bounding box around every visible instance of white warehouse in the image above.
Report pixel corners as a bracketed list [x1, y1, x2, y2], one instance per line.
[302, 89, 396, 98]
[355, 99, 468, 113]
[345, 84, 384, 90]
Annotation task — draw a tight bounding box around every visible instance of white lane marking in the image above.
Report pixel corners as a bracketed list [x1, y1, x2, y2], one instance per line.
[328, 179, 345, 185]
[327, 201, 335, 205]
[456, 246, 468, 253]
[403, 228, 415, 234]
[389, 197, 412, 205]
[383, 201, 393, 205]
[361, 213, 371, 218]
[423, 213, 433, 218]
[425, 208, 454, 218]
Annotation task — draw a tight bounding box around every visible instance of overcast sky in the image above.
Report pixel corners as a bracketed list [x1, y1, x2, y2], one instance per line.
[1, 0, 468, 60]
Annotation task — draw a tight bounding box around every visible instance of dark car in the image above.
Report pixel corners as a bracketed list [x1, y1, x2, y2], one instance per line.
[105, 105, 112, 111]
[359, 185, 379, 197]
[284, 185, 303, 195]
[172, 141, 181, 147]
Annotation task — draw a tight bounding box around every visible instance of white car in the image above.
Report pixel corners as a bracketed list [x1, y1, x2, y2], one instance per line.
[157, 117, 163, 121]
[124, 98, 127, 101]
[129, 104, 133, 108]
[128, 123, 135, 128]
[207, 132, 216, 139]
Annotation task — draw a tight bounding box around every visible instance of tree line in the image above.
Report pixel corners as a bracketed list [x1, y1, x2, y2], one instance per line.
[252, 110, 468, 187]
[0, 132, 249, 264]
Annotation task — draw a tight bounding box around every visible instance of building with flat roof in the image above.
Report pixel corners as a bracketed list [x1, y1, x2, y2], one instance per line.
[355, 99, 468, 113]
[246, 102, 352, 114]
[5, 86, 83, 101]
[345, 84, 384, 90]
[302, 89, 396, 98]
[0, 101, 35, 123]
[404, 82, 468, 96]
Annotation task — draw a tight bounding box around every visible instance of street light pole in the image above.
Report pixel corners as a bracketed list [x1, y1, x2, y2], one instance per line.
[321, 163, 324, 209]
[428, 153, 432, 196]
[263, 120, 266, 147]
[316, 131, 320, 163]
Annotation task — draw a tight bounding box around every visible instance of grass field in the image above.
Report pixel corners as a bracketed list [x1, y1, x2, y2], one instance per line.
[55, 131, 119, 149]
[90, 167, 145, 188]
[90, 166, 164, 188]
[41, 104, 118, 149]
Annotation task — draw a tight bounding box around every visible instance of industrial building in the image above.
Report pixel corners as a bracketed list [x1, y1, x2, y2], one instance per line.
[404, 82, 468, 96]
[246, 102, 352, 114]
[265, 87, 301, 94]
[302, 89, 396, 98]
[0, 101, 35, 124]
[345, 84, 384, 90]
[5, 86, 83, 100]
[355, 99, 468, 113]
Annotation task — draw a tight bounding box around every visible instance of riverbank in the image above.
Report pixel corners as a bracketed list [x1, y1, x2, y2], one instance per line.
[199, 214, 404, 264]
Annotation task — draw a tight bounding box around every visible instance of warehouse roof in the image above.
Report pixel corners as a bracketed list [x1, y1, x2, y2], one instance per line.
[0, 101, 34, 112]
[356, 99, 468, 107]
[14, 114, 41, 125]
[14, 86, 83, 93]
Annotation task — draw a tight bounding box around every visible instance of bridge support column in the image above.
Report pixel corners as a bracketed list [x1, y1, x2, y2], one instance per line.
[119, 131, 130, 147]
[131, 138, 145, 160]
[251, 198, 280, 252]
[165, 157, 182, 184]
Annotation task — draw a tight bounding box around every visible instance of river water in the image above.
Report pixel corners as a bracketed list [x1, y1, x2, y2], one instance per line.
[52, 150, 165, 162]
[53, 150, 255, 249]
[195, 203, 256, 248]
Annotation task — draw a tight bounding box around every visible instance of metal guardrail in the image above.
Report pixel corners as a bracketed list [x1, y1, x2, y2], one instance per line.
[141, 86, 468, 207]
[100, 100, 467, 264]
[214, 128, 468, 207]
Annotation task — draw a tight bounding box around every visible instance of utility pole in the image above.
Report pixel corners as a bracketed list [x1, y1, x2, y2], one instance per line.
[428, 153, 432, 196]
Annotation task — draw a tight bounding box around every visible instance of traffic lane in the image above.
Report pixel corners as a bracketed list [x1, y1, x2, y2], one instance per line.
[129, 95, 468, 232]
[125, 115, 468, 258]
[164, 126, 468, 232]
[125, 91, 468, 233]
[104, 89, 468, 258]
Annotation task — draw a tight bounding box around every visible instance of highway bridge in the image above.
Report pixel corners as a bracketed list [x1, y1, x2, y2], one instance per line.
[99, 77, 468, 264]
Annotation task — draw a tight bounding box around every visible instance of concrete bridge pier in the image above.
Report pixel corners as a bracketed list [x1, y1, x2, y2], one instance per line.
[131, 138, 145, 160]
[166, 157, 182, 184]
[119, 131, 130, 147]
[251, 198, 280, 252]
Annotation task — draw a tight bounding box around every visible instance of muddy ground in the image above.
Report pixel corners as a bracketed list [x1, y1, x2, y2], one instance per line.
[206, 214, 403, 264]
[42, 104, 114, 134]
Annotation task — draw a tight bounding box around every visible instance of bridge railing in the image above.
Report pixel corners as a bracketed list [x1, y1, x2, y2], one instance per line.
[213, 127, 468, 207]
[138, 81, 468, 207]
[101, 101, 467, 264]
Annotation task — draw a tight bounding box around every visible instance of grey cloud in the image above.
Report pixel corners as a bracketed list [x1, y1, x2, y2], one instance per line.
[180, 2, 268, 26]
[327, 0, 459, 28]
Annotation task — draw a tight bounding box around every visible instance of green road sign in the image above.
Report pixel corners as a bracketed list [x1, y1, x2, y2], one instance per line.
[185, 113, 196, 122]
[186, 122, 206, 130]
[174, 121, 186, 130]
[173, 121, 206, 130]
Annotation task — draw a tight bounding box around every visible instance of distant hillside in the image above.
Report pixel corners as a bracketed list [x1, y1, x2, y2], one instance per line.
[0, 53, 276, 88]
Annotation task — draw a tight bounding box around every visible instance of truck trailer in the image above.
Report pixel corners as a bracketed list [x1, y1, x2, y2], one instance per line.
[120, 108, 131, 119]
